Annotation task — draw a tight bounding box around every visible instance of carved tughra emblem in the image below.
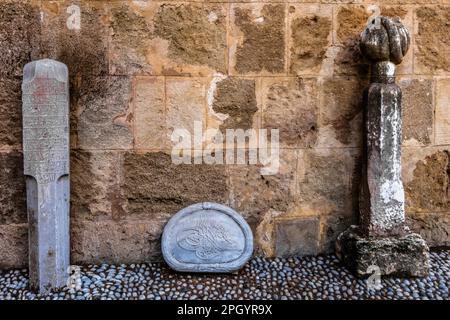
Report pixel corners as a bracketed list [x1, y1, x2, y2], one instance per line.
[162, 202, 254, 273]
[177, 215, 238, 260]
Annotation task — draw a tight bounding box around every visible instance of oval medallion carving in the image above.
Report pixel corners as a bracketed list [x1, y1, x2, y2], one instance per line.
[162, 202, 253, 273]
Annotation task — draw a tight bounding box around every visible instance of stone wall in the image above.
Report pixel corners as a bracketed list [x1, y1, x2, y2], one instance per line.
[0, 0, 448, 268]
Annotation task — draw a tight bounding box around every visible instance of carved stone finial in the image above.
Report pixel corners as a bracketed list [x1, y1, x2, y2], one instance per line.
[360, 16, 410, 65]
[336, 18, 430, 278]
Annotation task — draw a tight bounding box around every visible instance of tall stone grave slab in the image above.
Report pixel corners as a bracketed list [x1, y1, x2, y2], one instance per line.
[22, 59, 70, 293]
[336, 17, 430, 277]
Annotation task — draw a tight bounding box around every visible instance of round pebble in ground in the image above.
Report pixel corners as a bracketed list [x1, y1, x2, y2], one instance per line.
[0, 251, 448, 300]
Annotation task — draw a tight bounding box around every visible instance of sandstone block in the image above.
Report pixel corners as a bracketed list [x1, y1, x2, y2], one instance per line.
[333, 5, 370, 76]
[230, 4, 285, 75]
[288, 4, 332, 75]
[41, 0, 109, 76]
[262, 77, 318, 148]
[399, 78, 433, 146]
[71, 150, 122, 220]
[407, 212, 450, 248]
[228, 149, 297, 227]
[0, 224, 28, 269]
[0, 152, 26, 224]
[298, 148, 359, 216]
[414, 6, 450, 74]
[317, 77, 365, 147]
[274, 217, 320, 257]
[71, 219, 168, 265]
[122, 152, 228, 216]
[435, 79, 450, 145]
[166, 77, 206, 141]
[212, 77, 258, 132]
[404, 149, 449, 213]
[77, 76, 133, 150]
[134, 77, 168, 150]
[110, 3, 227, 76]
[0, 1, 40, 77]
[0, 101, 22, 147]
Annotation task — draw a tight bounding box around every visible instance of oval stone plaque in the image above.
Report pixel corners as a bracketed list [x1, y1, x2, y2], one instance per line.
[162, 202, 253, 273]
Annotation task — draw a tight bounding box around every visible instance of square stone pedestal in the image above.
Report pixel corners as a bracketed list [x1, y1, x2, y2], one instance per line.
[336, 225, 430, 277]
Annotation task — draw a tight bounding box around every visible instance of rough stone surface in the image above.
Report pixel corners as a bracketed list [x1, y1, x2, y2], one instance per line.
[0, 78, 22, 103]
[109, 3, 153, 75]
[435, 79, 450, 145]
[166, 77, 205, 138]
[336, 226, 430, 277]
[22, 59, 70, 293]
[381, 6, 408, 20]
[153, 4, 227, 73]
[321, 215, 355, 254]
[212, 77, 257, 131]
[41, 0, 109, 77]
[407, 213, 450, 248]
[122, 152, 228, 216]
[77, 76, 133, 150]
[71, 150, 122, 220]
[319, 78, 364, 146]
[400, 79, 433, 145]
[0, 1, 40, 77]
[134, 77, 167, 150]
[0, 152, 26, 225]
[274, 217, 320, 257]
[415, 6, 450, 73]
[262, 77, 318, 147]
[232, 4, 285, 74]
[298, 149, 359, 216]
[0, 78, 22, 147]
[334, 6, 370, 76]
[0, 224, 28, 269]
[71, 219, 167, 265]
[228, 149, 297, 228]
[405, 150, 449, 213]
[162, 202, 253, 273]
[0, 102, 21, 147]
[289, 11, 332, 74]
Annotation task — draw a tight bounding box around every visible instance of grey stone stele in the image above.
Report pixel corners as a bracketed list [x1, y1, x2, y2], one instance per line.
[336, 17, 430, 277]
[22, 59, 70, 293]
[162, 202, 253, 273]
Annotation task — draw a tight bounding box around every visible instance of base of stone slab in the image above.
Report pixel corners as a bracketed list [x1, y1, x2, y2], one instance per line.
[335, 225, 430, 277]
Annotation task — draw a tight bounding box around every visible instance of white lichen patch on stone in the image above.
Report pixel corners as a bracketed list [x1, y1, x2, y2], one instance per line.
[254, 17, 264, 24]
[380, 180, 405, 204]
[207, 73, 229, 122]
[208, 12, 218, 23]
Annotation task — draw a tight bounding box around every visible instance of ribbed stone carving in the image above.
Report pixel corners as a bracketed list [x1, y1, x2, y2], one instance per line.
[336, 17, 430, 277]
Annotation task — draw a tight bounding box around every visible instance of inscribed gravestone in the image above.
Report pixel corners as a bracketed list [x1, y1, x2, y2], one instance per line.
[22, 59, 70, 293]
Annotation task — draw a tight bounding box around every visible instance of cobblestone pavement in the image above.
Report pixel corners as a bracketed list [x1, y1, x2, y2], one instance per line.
[0, 251, 448, 300]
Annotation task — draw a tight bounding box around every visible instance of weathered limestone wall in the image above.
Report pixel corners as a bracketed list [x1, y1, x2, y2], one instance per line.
[0, 0, 448, 268]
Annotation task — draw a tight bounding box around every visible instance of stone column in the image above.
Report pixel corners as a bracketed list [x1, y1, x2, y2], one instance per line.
[22, 59, 70, 293]
[336, 17, 430, 277]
